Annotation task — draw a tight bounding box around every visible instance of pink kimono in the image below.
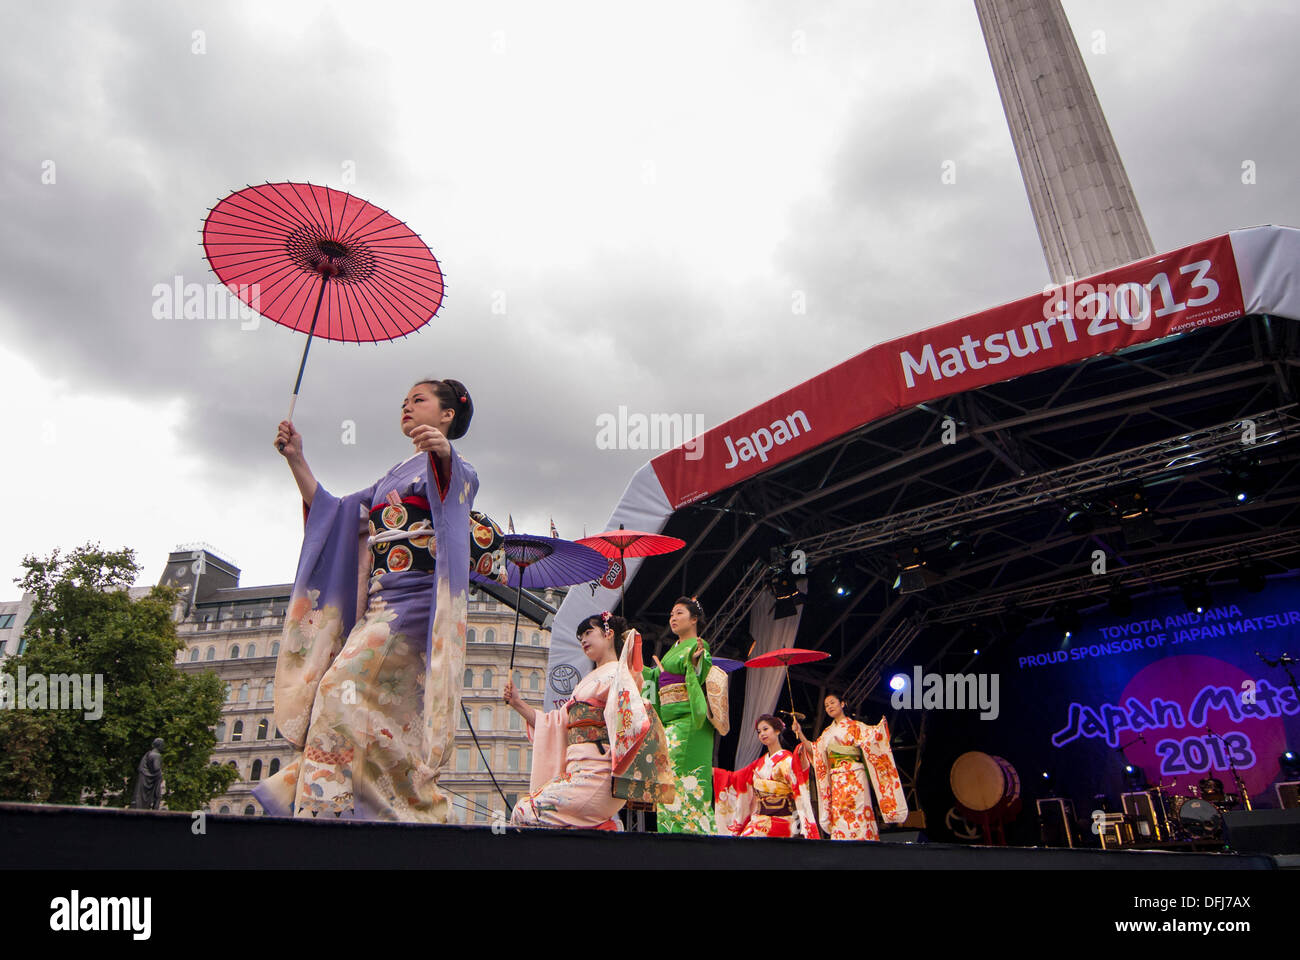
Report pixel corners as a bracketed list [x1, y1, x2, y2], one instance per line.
[511, 632, 674, 829]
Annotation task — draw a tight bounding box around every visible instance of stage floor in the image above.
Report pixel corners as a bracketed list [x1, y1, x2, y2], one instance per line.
[0, 803, 1284, 869]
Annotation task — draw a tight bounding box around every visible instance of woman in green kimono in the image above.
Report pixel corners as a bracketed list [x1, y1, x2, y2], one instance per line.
[641, 596, 728, 833]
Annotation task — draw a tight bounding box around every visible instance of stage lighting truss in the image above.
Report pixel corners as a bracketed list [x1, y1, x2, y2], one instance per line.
[703, 406, 1300, 651]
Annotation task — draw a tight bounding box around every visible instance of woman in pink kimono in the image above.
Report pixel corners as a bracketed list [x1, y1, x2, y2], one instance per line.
[792, 691, 908, 840]
[504, 613, 674, 829]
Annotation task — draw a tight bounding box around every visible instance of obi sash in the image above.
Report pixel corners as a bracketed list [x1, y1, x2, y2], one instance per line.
[566, 700, 609, 747]
[828, 748, 864, 769]
[368, 497, 436, 575]
[659, 672, 688, 705]
[754, 777, 795, 816]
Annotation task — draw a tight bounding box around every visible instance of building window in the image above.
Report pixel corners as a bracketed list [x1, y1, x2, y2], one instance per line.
[505, 793, 517, 814]
[474, 797, 488, 823]
[229, 644, 240, 659]
[467, 628, 476, 644]
[507, 747, 520, 772]
[246, 643, 256, 658]
[509, 710, 521, 731]
[188, 648, 199, 662]
[250, 759, 263, 781]
[512, 670, 521, 688]
[269, 758, 280, 776]
[478, 706, 492, 731]
[256, 719, 269, 741]
[456, 747, 469, 771]
[238, 682, 249, 702]
[532, 631, 541, 646]
[271, 640, 280, 656]
[219, 805, 231, 815]
[206, 647, 216, 661]
[463, 668, 474, 688]
[484, 629, 495, 644]
[232, 721, 244, 743]
[216, 722, 227, 742]
[224, 683, 233, 701]
[264, 680, 274, 700]
[529, 672, 540, 691]
[458, 709, 469, 730]
[244, 804, 256, 816]
[0, 614, 15, 629]
[482, 668, 493, 688]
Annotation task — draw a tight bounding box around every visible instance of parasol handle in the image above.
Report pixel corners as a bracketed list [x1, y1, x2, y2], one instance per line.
[277, 274, 329, 452]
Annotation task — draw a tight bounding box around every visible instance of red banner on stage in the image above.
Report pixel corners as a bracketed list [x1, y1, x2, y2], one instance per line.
[651, 235, 1244, 509]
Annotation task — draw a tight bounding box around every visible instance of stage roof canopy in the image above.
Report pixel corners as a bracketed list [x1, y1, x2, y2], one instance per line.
[551, 225, 1300, 713]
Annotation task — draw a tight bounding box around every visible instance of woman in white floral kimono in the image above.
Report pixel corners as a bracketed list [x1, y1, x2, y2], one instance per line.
[505, 613, 674, 828]
[792, 691, 908, 840]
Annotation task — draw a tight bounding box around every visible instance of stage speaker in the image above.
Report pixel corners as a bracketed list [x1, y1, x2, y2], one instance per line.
[1122, 790, 1165, 841]
[1276, 781, 1300, 809]
[1036, 797, 1076, 848]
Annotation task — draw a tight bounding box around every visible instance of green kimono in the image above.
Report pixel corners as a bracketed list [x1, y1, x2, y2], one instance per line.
[642, 637, 714, 833]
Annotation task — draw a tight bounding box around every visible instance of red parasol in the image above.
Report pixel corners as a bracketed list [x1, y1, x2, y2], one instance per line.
[577, 524, 686, 615]
[201, 182, 445, 434]
[744, 647, 830, 722]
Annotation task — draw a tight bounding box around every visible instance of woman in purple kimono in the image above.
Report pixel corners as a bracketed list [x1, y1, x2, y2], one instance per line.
[252, 378, 483, 822]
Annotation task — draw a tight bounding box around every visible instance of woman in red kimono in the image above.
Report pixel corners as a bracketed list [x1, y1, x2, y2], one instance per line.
[713, 715, 819, 838]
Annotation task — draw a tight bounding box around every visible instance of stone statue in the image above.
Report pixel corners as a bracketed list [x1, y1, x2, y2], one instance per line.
[130, 738, 165, 809]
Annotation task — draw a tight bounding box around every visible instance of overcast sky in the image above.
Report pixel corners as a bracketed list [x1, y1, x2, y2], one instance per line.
[2, 0, 1297, 594]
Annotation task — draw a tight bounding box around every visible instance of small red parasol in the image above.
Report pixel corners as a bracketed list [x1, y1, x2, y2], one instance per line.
[744, 647, 830, 721]
[201, 182, 446, 436]
[577, 524, 685, 615]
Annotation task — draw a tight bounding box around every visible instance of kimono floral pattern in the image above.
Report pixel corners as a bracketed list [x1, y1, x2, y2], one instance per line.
[252, 448, 476, 823]
[807, 716, 908, 841]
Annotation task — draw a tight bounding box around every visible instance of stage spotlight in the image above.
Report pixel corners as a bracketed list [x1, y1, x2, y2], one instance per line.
[1051, 602, 1080, 640]
[893, 545, 940, 595]
[1106, 582, 1133, 617]
[768, 570, 805, 620]
[1106, 483, 1159, 543]
[1065, 506, 1094, 535]
[1281, 750, 1300, 780]
[1181, 575, 1211, 614]
[947, 535, 975, 561]
[1236, 561, 1267, 593]
[1123, 764, 1148, 790]
[889, 673, 908, 692]
[1222, 456, 1266, 503]
[828, 563, 863, 600]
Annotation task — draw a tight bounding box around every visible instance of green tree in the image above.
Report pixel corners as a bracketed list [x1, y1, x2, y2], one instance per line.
[0, 543, 237, 808]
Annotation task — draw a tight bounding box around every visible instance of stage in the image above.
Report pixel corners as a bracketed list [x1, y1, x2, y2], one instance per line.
[0, 802, 1288, 870]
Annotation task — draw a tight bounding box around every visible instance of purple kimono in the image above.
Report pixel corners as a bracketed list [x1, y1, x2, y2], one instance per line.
[252, 446, 477, 822]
